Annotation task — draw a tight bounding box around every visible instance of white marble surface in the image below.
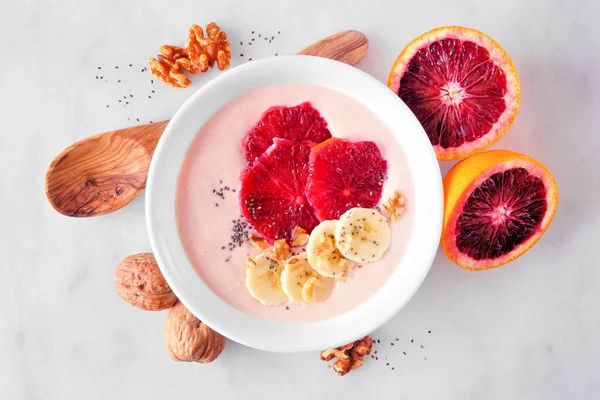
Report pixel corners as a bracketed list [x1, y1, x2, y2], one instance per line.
[1, 0, 599, 398]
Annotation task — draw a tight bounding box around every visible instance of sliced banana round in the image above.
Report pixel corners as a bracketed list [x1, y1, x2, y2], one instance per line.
[245, 251, 288, 306]
[281, 252, 335, 304]
[306, 220, 356, 278]
[334, 207, 391, 263]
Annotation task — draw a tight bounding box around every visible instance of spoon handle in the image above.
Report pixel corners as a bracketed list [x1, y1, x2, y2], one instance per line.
[297, 30, 368, 65]
[45, 30, 369, 217]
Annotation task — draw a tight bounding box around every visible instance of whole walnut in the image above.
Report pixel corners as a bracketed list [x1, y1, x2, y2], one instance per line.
[114, 253, 177, 311]
[164, 301, 226, 363]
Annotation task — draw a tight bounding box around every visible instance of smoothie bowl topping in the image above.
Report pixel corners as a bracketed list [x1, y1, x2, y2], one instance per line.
[176, 91, 411, 316]
[244, 202, 403, 306]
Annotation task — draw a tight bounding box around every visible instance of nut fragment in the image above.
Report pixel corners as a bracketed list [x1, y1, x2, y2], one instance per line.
[272, 239, 290, 260]
[291, 226, 310, 247]
[382, 190, 405, 222]
[249, 234, 269, 250]
[114, 253, 177, 311]
[319, 336, 373, 376]
[164, 301, 226, 363]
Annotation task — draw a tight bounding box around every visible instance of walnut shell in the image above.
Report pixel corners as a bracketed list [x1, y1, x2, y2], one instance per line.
[164, 301, 226, 363]
[114, 253, 177, 311]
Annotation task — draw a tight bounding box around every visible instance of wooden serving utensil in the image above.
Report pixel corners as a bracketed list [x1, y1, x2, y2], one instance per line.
[45, 30, 368, 217]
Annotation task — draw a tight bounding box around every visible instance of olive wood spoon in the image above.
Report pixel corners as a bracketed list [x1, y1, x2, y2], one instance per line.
[45, 30, 369, 217]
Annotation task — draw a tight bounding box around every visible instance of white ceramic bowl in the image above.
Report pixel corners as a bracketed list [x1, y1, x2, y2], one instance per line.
[146, 56, 442, 353]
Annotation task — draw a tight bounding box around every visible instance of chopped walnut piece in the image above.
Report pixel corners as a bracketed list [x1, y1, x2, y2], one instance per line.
[249, 234, 269, 250]
[272, 239, 290, 260]
[291, 226, 310, 247]
[320, 335, 373, 376]
[382, 190, 406, 222]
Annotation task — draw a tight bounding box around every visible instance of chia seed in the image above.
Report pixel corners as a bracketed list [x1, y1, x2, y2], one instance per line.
[224, 217, 250, 251]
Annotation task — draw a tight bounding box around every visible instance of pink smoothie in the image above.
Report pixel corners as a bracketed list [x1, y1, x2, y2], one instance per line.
[176, 85, 414, 322]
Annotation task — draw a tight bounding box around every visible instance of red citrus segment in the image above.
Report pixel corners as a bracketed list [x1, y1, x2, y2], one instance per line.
[306, 139, 388, 221]
[442, 150, 558, 270]
[239, 139, 320, 243]
[241, 102, 332, 163]
[388, 26, 520, 160]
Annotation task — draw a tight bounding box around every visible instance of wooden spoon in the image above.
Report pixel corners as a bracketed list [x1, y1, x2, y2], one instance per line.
[45, 30, 368, 217]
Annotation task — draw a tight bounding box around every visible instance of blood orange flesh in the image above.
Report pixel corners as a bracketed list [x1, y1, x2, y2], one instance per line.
[388, 26, 520, 160]
[455, 168, 547, 260]
[306, 138, 388, 220]
[239, 139, 320, 243]
[442, 150, 558, 270]
[241, 102, 332, 163]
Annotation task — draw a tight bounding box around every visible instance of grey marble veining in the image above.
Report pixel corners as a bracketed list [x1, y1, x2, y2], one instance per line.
[1, 0, 599, 398]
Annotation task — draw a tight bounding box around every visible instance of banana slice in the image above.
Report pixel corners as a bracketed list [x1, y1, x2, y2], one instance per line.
[306, 220, 356, 278]
[281, 252, 335, 304]
[245, 251, 288, 305]
[334, 208, 391, 263]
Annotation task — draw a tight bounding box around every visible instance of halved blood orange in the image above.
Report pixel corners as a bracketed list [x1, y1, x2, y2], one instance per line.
[388, 26, 520, 160]
[442, 150, 558, 270]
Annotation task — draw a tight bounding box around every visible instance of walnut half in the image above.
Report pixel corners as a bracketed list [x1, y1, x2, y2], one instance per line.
[185, 23, 231, 72]
[164, 301, 226, 363]
[149, 22, 231, 88]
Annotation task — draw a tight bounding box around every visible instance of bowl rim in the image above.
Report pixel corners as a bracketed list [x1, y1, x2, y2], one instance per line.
[146, 55, 443, 353]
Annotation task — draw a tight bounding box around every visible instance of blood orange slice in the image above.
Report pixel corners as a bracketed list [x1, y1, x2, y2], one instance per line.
[388, 26, 520, 160]
[241, 102, 332, 163]
[442, 150, 558, 270]
[239, 138, 320, 243]
[306, 138, 388, 220]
